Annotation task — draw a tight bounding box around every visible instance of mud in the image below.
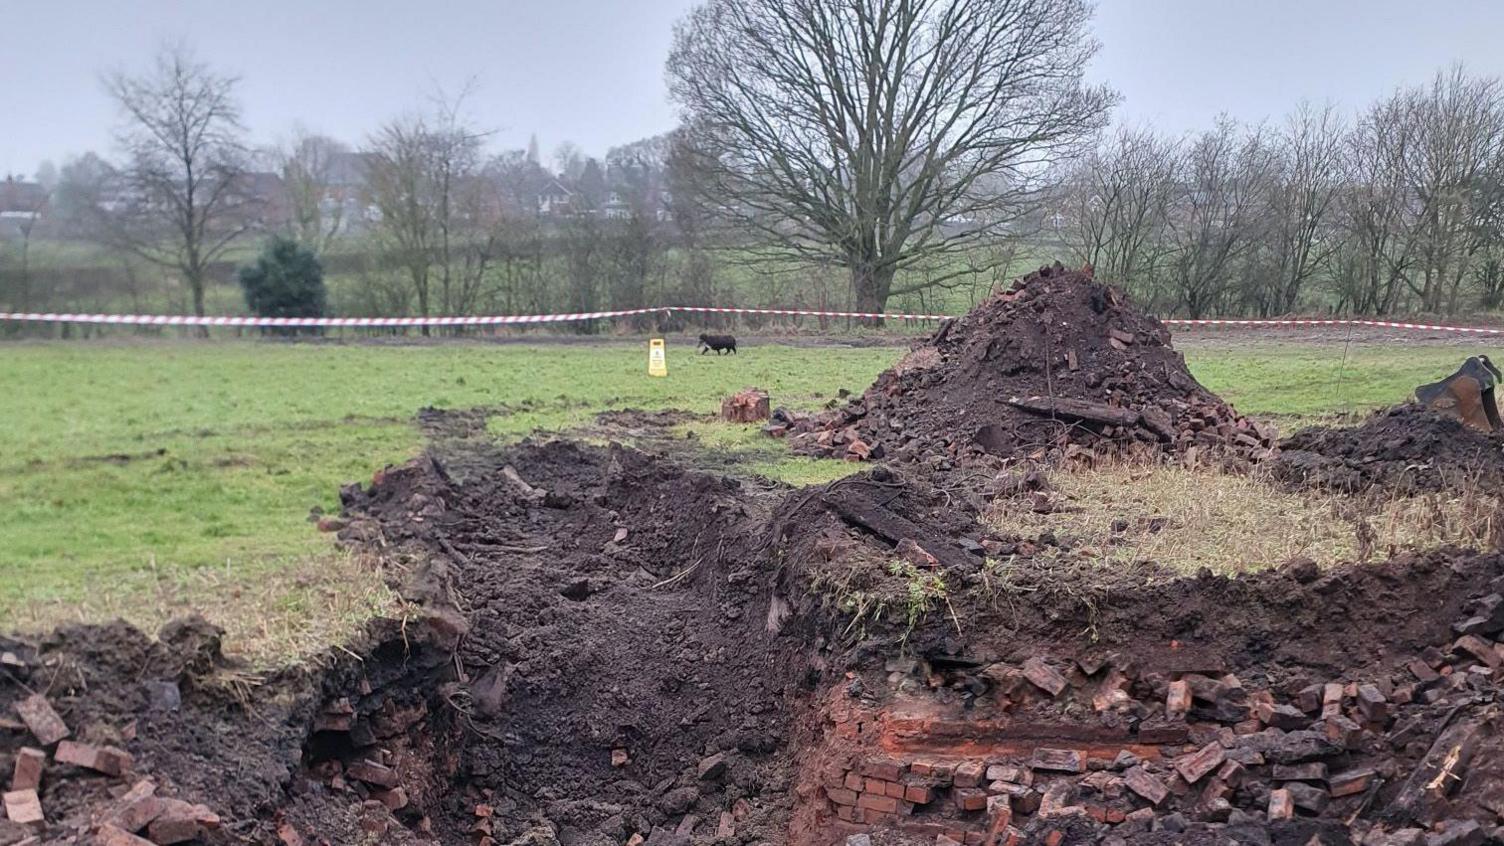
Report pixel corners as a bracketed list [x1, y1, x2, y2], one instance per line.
[1269, 403, 1504, 495]
[779, 264, 1275, 468]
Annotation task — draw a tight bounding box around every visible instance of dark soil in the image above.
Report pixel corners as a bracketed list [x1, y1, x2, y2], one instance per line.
[1268, 403, 1504, 495]
[782, 264, 1275, 468]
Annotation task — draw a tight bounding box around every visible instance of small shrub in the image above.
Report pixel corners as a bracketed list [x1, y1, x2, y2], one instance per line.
[237, 237, 327, 333]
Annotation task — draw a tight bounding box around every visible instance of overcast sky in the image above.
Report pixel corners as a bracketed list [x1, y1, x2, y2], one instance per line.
[4, 0, 1504, 178]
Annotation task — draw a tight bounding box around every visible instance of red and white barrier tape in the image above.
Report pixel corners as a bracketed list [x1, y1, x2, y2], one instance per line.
[0, 308, 652, 328]
[3, 308, 1504, 335]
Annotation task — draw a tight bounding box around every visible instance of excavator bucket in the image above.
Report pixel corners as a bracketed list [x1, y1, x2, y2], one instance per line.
[1415, 355, 1503, 432]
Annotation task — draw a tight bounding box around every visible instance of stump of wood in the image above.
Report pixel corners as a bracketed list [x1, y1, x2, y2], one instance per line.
[722, 388, 771, 423]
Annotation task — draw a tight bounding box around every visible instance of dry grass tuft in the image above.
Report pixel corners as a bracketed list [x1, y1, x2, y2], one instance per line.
[6, 551, 401, 669]
[987, 459, 1500, 576]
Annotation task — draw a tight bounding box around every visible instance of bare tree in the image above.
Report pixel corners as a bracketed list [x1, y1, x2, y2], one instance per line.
[1259, 102, 1346, 314]
[364, 93, 497, 325]
[279, 130, 351, 252]
[667, 0, 1114, 314]
[1336, 93, 1424, 314]
[100, 45, 251, 318]
[1162, 118, 1277, 318]
[1061, 127, 1180, 304]
[0, 176, 51, 314]
[1404, 66, 1504, 313]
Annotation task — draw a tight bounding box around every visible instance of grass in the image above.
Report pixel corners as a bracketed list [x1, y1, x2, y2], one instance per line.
[0, 335, 1483, 661]
[0, 340, 895, 661]
[987, 460, 1498, 576]
[1185, 342, 1487, 423]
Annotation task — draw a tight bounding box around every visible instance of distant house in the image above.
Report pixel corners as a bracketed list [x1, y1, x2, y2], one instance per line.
[0, 176, 47, 239]
[537, 178, 575, 217]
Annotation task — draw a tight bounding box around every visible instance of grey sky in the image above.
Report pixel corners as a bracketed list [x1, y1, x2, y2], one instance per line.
[4, 0, 1504, 177]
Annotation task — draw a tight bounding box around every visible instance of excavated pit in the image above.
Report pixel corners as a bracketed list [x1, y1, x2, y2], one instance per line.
[7, 435, 1504, 845]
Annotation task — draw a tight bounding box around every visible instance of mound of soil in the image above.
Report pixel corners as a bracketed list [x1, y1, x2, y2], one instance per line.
[782, 264, 1274, 467]
[1269, 403, 1504, 494]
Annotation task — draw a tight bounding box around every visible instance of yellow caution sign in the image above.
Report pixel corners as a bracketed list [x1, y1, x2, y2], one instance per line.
[648, 338, 668, 377]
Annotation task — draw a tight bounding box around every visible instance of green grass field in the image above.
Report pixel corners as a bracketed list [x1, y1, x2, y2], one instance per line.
[0, 336, 1481, 660]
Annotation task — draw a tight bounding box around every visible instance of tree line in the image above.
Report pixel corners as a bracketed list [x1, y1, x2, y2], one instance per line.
[1061, 68, 1504, 318]
[5, 1, 1504, 327]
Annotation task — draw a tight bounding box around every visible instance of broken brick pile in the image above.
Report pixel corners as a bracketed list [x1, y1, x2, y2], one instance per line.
[776, 263, 1275, 468]
[807, 584, 1504, 845]
[2, 692, 219, 845]
[721, 388, 772, 424]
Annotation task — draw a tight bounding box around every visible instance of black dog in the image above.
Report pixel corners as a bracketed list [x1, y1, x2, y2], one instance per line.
[698, 333, 737, 355]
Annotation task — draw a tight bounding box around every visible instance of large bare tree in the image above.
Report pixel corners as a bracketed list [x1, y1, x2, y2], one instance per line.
[101, 45, 250, 317]
[667, 0, 1114, 313]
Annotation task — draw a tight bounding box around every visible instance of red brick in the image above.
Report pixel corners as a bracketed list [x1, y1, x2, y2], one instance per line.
[95, 824, 154, 846]
[95, 746, 134, 777]
[1260, 703, 1309, 731]
[986, 764, 1030, 784]
[1030, 748, 1084, 773]
[1022, 658, 1068, 696]
[1174, 742, 1226, 784]
[903, 784, 933, 804]
[1273, 762, 1326, 782]
[13, 695, 69, 746]
[865, 777, 891, 794]
[834, 804, 854, 821]
[1045, 830, 1065, 846]
[954, 788, 988, 811]
[1454, 635, 1502, 670]
[1329, 768, 1376, 798]
[3, 788, 43, 824]
[1166, 680, 1192, 716]
[1296, 684, 1324, 713]
[148, 809, 202, 845]
[346, 760, 400, 789]
[910, 760, 935, 776]
[859, 758, 904, 781]
[1408, 659, 1440, 684]
[1267, 788, 1294, 821]
[1123, 766, 1168, 806]
[954, 760, 986, 787]
[373, 788, 408, 811]
[103, 795, 166, 834]
[1355, 684, 1389, 723]
[1323, 714, 1363, 748]
[843, 771, 864, 791]
[857, 792, 898, 813]
[885, 780, 910, 799]
[1322, 682, 1344, 705]
[10, 747, 44, 791]
[825, 787, 858, 806]
[1216, 759, 1245, 787]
